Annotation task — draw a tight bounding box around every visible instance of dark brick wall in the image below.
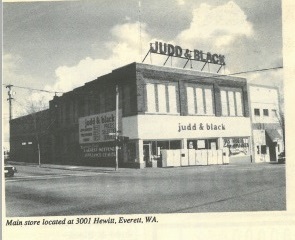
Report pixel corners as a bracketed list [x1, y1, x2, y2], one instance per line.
[10, 110, 52, 163]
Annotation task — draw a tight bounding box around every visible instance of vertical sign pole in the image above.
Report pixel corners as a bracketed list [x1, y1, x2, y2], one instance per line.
[115, 84, 119, 171]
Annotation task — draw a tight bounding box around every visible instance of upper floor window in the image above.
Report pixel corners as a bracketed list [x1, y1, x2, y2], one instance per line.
[254, 108, 260, 116]
[146, 83, 178, 114]
[263, 109, 269, 116]
[186, 85, 214, 115]
[220, 88, 243, 116]
[271, 109, 278, 118]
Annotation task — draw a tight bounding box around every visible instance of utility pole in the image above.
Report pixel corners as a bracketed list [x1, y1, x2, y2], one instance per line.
[6, 84, 14, 122]
[6, 85, 14, 155]
[115, 84, 119, 171]
[33, 113, 41, 167]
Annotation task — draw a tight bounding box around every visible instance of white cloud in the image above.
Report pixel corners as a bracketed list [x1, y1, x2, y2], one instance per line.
[47, 2, 254, 94]
[2, 1, 283, 150]
[247, 70, 283, 88]
[176, 1, 253, 50]
[51, 22, 152, 93]
[3, 54, 22, 83]
[176, 0, 185, 6]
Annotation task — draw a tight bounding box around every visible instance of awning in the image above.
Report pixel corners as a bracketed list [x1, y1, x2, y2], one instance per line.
[265, 129, 282, 142]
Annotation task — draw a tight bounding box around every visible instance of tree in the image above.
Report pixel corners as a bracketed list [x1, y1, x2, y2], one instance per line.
[24, 97, 49, 167]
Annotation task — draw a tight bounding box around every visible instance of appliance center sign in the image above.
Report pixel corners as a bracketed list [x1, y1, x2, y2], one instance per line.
[150, 41, 226, 65]
[79, 110, 122, 144]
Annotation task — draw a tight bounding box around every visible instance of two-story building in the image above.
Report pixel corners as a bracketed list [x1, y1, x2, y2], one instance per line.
[248, 84, 284, 163]
[10, 62, 254, 168]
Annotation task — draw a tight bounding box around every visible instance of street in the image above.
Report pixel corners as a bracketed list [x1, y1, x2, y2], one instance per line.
[4, 163, 286, 217]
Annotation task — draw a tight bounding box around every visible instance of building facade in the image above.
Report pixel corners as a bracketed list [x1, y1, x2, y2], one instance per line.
[10, 62, 254, 168]
[10, 109, 52, 164]
[248, 84, 284, 163]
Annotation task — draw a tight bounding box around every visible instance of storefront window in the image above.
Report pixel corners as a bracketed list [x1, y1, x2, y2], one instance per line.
[223, 137, 250, 157]
[170, 140, 181, 149]
[143, 140, 181, 156]
[127, 142, 136, 162]
[187, 139, 218, 150]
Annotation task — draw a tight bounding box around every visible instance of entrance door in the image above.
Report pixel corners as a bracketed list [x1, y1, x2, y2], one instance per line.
[143, 144, 152, 167]
[269, 142, 277, 162]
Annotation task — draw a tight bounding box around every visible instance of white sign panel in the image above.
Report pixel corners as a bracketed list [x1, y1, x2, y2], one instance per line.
[79, 110, 122, 144]
[122, 115, 251, 139]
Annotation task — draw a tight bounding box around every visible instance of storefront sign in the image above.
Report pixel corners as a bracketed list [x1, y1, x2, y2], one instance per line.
[80, 143, 116, 158]
[178, 123, 225, 132]
[150, 41, 226, 65]
[79, 110, 122, 144]
[122, 115, 252, 139]
[223, 137, 249, 156]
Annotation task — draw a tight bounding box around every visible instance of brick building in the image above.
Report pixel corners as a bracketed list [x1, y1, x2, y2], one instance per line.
[10, 109, 52, 164]
[10, 62, 254, 168]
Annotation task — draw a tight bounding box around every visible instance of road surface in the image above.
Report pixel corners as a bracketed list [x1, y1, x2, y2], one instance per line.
[4, 163, 286, 217]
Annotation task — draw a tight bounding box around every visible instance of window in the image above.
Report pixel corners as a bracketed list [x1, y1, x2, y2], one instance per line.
[272, 109, 277, 118]
[146, 84, 156, 112]
[168, 85, 177, 113]
[144, 140, 181, 156]
[235, 92, 243, 116]
[187, 87, 195, 114]
[146, 83, 178, 114]
[263, 109, 269, 116]
[157, 84, 167, 113]
[220, 88, 244, 116]
[187, 139, 218, 150]
[261, 145, 267, 154]
[254, 108, 260, 116]
[221, 90, 228, 116]
[186, 85, 214, 115]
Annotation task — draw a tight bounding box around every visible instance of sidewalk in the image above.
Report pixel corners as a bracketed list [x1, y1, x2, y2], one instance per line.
[8, 161, 137, 173]
[8, 161, 189, 175]
[8, 161, 279, 175]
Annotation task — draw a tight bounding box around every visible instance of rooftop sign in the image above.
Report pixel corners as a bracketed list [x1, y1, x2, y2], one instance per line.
[142, 41, 226, 72]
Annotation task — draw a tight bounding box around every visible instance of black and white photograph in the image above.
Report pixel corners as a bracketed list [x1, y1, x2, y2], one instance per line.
[2, 0, 294, 239]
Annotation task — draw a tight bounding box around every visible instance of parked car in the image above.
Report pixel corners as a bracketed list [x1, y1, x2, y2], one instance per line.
[278, 151, 285, 164]
[4, 164, 17, 177]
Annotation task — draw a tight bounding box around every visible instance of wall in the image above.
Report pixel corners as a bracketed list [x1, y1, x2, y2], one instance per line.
[249, 85, 284, 163]
[10, 110, 51, 164]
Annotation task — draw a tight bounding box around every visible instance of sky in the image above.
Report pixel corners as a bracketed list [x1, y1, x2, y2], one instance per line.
[2, 0, 284, 148]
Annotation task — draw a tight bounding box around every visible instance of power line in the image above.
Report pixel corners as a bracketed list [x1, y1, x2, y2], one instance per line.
[227, 66, 283, 76]
[2, 66, 283, 97]
[2, 84, 64, 94]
